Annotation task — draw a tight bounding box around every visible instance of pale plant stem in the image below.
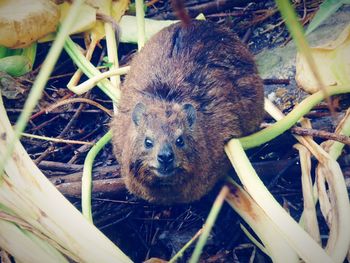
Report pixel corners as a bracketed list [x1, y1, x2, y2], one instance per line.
[136, 0, 146, 50]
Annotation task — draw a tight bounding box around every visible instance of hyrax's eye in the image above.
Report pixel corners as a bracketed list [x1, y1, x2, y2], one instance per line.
[144, 138, 154, 149]
[175, 136, 185, 147]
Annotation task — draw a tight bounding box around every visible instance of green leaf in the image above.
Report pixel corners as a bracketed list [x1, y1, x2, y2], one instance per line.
[21, 43, 37, 67]
[306, 0, 348, 35]
[0, 55, 32, 77]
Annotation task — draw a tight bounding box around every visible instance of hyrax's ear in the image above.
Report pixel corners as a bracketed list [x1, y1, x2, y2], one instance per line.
[183, 103, 196, 128]
[132, 102, 146, 126]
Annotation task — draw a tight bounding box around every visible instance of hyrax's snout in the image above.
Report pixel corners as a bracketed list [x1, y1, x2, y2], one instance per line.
[157, 144, 175, 173]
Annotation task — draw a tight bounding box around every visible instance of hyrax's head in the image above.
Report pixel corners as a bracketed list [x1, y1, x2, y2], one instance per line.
[125, 101, 207, 204]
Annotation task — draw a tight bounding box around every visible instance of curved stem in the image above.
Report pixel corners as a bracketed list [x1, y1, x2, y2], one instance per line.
[64, 37, 118, 101]
[240, 85, 350, 149]
[82, 131, 112, 222]
[70, 66, 130, 95]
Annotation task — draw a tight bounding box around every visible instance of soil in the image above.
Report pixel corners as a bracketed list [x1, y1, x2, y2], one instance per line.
[2, 0, 350, 262]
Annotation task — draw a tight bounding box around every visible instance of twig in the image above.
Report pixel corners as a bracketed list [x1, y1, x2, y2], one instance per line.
[68, 143, 95, 164]
[30, 93, 73, 120]
[291, 127, 350, 145]
[22, 133, 93, 146]
[45, 98, 112, 117]
[49, 165, 119, 183]
[146, 0, 160, 7]
[38, 161, 83, 172]
[263, 78, 290, 85]
[30, 115, 60, 131]
[55, 178, 126, 198]
[35, 95, 92, 164]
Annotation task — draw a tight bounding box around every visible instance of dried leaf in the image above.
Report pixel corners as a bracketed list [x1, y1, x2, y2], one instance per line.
[296, 25, 350, 93]
[0, 73, 27, 100]
[0, 0, 59, 48]
[144, 258, 168, 263]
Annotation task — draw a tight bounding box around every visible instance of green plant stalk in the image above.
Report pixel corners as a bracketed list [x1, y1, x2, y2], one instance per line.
[136, 0, 146, 50]
[82, 131, 112, 223]
[64, 37, 118, 102]
[189, 186, 229, 263]
[239, 85, 350, 149]
[0, 0, 85, 177]
[225, 139, 333, 263]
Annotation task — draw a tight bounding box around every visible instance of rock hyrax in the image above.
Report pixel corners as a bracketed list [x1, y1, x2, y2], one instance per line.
[111, 20, 264, 204]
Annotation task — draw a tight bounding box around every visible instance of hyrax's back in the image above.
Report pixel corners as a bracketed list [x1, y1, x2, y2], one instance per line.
[120, 20, 264, 142]
[112, 20, 264, 204]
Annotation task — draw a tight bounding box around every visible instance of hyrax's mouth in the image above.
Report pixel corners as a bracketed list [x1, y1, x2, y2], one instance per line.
[148, 166, 180, 183]
[158, 167, 176, 176]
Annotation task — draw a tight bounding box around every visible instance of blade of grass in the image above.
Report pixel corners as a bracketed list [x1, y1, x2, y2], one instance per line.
[168, 228, 204, 263]
[306, 0, 345, 35]
[276, 0, 333, 112]
[189, 186, 229, 263]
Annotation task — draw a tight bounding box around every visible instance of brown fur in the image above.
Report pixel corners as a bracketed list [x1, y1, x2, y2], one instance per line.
[111, 21, 264, 204]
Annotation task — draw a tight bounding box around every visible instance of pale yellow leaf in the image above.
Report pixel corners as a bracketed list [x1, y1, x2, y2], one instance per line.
[112, 0, 131, 23]
[296, 25, 350, 93]
[59, 2, 97, 34]
[0, 0, 59, 48]
[39, 2, 97, 43]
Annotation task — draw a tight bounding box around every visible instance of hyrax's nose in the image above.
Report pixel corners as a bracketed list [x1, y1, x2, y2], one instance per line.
[157, 145, 174, 165]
